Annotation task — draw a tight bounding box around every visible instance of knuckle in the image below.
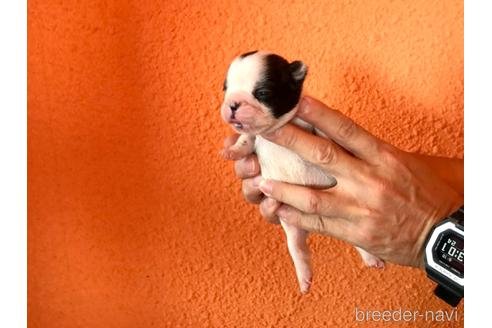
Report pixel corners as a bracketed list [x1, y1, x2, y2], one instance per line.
[241, 154, 260, 178]
[312, 142, 336, 166]
[372, 139, 386, 155]
[305, 191, 321, 214]
[235, 155, 259, 178]
[379, 145, 413, 179]
[336, 115, 357, 139]
[380, 144, 401, 166]
[282, 128, 298, 148]
[313, 216, 327, 234]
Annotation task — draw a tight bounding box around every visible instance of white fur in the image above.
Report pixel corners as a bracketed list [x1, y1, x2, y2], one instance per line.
[255, 122, 336, 188]
[225, 51, 271, 99]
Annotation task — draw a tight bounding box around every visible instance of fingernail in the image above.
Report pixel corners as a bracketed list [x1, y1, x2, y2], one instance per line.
[252, 176, 262, 187]
[259, 179, 273, 196]
[298, 96, 311, 114]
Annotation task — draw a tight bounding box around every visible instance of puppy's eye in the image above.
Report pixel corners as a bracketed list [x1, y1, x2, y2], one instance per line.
[255, 89, 271, 98]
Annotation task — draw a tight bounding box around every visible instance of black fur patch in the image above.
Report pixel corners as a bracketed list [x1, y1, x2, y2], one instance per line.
[253, 54, 306, 118]
[239, 50, 258, 59]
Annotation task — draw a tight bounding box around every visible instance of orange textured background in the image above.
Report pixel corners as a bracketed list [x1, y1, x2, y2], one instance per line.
[28, 1, 464, 327]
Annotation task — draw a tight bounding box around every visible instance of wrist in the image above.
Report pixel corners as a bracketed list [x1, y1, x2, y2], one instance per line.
[414, 199, 464, 270]
[414, 154, 464, 197]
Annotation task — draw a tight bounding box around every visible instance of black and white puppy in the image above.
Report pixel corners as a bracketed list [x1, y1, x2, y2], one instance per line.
[221, 51, 383, 293]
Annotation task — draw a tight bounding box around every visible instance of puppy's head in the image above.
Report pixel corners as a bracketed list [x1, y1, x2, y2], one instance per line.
[221, 51, 308, 135]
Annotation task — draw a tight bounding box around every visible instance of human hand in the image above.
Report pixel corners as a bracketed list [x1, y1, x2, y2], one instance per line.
[223, 134, 283, 224]
[256, 96, 463, 268]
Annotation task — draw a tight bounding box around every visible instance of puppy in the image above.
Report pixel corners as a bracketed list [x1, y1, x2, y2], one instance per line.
[221, 51, 383, 293]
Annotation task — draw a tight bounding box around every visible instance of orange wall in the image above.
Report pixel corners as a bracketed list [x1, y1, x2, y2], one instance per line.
[28, 1, 463, 327]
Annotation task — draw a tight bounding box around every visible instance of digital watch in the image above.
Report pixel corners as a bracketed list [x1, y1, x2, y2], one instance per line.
[424, 206, 464, 307]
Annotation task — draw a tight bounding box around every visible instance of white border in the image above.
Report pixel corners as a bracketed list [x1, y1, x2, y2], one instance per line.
[466, 0, 492, 326]
[425, 222, 464, 286]
[0, 0, 485, 327]
[0, 1, 27, 327]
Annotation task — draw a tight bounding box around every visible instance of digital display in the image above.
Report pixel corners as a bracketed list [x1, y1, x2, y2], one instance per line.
[434, 232, 464, 275]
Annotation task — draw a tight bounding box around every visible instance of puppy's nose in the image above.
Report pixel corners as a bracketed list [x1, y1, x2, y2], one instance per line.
[229, 102, 240, 118]
[230, 102, 240, 112]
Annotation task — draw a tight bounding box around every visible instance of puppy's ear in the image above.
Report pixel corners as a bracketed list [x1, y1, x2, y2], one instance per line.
[289, 61, 308, 83]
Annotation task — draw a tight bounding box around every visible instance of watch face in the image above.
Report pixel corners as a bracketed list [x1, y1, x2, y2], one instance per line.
[433, 231, 464, 276]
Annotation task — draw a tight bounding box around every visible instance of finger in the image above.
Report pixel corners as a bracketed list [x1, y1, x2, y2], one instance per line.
[234, 154, 260, 179]
[242, 176, 263, 204]
[259, 197, 281, 224]
[297, 96, 383, 162]
[261, 123, 362, 176]
[223, 134, 240, 148]
[259, 179, 358, 218]
[221, 134, 245, 160]
[276, 205, 350, 242]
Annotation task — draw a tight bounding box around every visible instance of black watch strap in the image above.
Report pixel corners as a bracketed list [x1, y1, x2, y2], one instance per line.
[451, 206, 464, 229]
[434, 285, 462, 307]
